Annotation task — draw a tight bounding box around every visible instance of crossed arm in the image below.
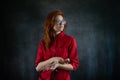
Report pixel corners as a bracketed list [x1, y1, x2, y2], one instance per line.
[35, 57, 73, 72]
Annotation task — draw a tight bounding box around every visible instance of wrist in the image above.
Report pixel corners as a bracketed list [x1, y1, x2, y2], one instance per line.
[47, 58, 53, 64]
[57, 63, 62, 68]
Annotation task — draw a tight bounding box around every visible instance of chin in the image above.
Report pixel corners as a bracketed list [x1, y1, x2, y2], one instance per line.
[60, 29, 64, 31]
[60, 30, 63, 32]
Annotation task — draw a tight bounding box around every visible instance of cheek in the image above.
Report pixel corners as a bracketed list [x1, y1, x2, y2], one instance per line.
[53, 26, 56, 30]
[53, 26, 57, 31]
[61, 25, 65, 29]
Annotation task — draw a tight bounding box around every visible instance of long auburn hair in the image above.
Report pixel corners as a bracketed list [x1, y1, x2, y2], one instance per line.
[43, 10, 67, 49]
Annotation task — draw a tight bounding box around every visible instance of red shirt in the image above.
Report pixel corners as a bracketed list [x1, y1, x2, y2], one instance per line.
[35, 32, 79, 80]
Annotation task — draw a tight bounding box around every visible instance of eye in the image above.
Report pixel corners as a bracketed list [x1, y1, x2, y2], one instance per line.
[56, 20, 66, 25]
[61, 20, 66, 25]
[57, 20, 61, 24]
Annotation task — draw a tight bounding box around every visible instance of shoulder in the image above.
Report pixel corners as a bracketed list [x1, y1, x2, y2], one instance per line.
[38, 39, 43, 43]
[64, 33, 76, 41]
[64, 33, 77, 47]
[63, 33, 77, 45]
[38, 39, 44, 46]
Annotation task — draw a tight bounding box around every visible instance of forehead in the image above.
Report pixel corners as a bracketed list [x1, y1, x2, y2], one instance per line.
[55, 15, 63, 20]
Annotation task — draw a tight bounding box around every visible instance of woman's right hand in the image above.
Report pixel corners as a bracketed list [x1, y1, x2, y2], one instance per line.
[48, 57, 64, 64]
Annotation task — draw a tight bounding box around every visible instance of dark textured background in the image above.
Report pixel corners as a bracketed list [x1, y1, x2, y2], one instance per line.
[1, 0, 120, 80]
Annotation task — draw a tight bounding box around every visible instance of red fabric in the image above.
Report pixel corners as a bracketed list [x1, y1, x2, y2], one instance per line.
[35, 32, 79, 80]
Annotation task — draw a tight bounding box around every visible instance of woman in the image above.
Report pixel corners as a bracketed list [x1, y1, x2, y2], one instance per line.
[35, 10, 79, 80]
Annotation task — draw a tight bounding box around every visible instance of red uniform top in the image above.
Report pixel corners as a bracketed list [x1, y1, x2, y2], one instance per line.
[35, 32, 79, 80]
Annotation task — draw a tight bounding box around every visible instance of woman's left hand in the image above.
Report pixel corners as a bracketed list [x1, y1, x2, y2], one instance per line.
[42, 61, 60, 70]
[49, 62, 60, 70]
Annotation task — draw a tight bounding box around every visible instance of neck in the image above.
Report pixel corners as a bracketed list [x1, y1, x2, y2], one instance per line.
[56, 31, 61, 35]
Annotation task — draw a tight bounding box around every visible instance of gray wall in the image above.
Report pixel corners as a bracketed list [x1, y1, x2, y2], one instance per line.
[1, 0, 120, 80]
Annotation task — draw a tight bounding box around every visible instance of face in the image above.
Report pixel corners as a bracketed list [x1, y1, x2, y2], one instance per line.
[53, 15, 66, 33]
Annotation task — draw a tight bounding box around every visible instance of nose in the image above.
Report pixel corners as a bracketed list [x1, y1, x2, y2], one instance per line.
[59, 23, 64, 26]
[59, 22, 62, 25]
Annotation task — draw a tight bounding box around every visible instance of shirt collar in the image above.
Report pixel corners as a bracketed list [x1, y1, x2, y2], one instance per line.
[56, 31, 65, 39]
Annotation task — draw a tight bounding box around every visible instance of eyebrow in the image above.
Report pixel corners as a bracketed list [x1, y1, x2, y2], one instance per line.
[55, 17, 64, 21]
[56, 19, 64, 21]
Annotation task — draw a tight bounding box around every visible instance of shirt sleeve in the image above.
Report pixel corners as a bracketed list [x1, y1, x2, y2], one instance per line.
[68, 37, 79, 71]
[35, 40, 44, 67]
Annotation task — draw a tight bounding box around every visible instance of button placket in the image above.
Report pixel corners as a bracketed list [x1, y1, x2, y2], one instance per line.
[54, 39, 58, 56]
